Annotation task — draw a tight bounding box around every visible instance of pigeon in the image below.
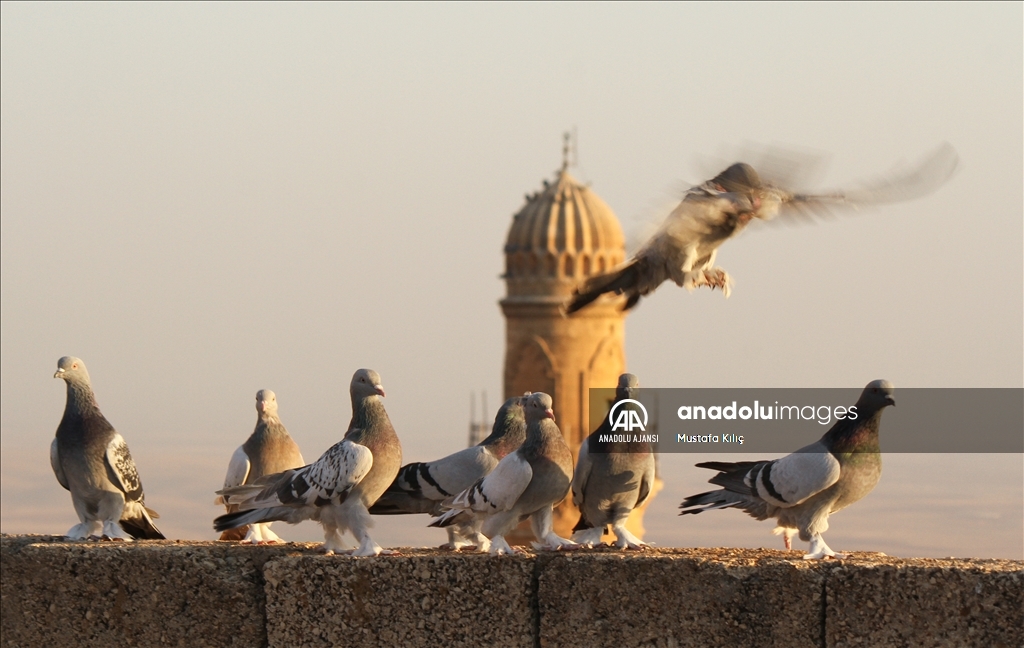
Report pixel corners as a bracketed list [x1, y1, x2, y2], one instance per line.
[565, 144, 958, 313]
[679, 379, 895, 559]
[216, 389, 305, 544]
[214, 369, 402, 556]
[369, 395, 528, 549]
[430, 392, 577, 554]
[50, 356, 164, 541]
[571, 373, 656, 549]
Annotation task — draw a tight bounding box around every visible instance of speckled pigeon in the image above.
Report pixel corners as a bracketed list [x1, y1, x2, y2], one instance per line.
[430, 392, 577, 554]
[566, 144, 958, 313]
[572, 373, 655, 549]
[370, 395, 527, 549]
[214, 369, 402, 556]
[679, 380, 895, 559]
[51, 356, 164, 540]
[216, 389, 305, 544]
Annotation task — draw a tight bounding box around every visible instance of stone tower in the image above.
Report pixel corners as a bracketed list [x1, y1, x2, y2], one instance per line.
[500, 157, 632, 537]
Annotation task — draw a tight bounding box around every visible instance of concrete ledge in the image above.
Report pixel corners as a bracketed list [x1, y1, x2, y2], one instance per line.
[538, 548, 825, 647]
[264, 552, 536, 648]
[2, 536, 1021, 648]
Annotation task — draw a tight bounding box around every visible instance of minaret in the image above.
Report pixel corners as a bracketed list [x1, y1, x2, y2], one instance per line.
[500, 139, 633, 537]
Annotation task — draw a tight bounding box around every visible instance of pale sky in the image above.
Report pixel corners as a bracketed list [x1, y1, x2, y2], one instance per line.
[2, 3, 1021, 558]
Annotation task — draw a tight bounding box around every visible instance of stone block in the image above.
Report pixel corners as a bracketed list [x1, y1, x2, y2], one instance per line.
[1, 536, 288, 648]
[824, 556, 1024, 648]
[538, 547, 824, 648]
[263, 550, 536, 648]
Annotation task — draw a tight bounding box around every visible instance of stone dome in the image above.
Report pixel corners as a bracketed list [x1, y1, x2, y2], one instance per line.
[503, 168, 625, 298]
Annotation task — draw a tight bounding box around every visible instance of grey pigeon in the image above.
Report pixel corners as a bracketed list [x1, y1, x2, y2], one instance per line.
[679, 380, 895, 559]
[566, 145, 958, 313]
[430, 392, 577, 554]
[370, 395, 527, 549]
[216, 389, 305, 544]
[214, 369, 402, 556]
[571, 373, 655, 549]
[51, 356, 164, 540]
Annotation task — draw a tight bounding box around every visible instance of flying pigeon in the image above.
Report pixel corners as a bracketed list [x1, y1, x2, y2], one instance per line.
[216, 389, 305, 544]
[571, 373, 656, 549]
[565, 144, 958, 313]
[369, 395, 528, 549]
[679, 380, 895, 559]
[214, 369, 402, 556]
[51, 356, 164, 541]
[430, 392, 577, 554]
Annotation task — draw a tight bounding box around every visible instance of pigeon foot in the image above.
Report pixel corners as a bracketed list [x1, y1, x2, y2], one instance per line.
[803, 535, 844, 560]
[571, 526, 605, 548]
[488, 536, 518, 555]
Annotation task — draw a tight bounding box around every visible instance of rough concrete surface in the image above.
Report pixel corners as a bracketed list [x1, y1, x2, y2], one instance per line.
[538, 547, 825, 648]
[2, 536, 1021, 648]
[263, 550, 535, 648]
[0, 535, 300, 648]
[824, 555, 1024, 648]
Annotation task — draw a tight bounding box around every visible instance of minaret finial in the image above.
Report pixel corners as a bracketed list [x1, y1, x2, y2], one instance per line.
[562, 131, 571, 172]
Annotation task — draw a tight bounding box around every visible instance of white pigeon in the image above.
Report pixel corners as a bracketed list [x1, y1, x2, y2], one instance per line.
[430, 392, 577, 555]
[680, 380, 895, 559]
[572, 373, 656, 549]
[51, 356, 164, 541]
[369, 395, 527, 549]
[565, 144, 958, 313]
[216, 389, 305, 544]
[215, 369, 402, 556]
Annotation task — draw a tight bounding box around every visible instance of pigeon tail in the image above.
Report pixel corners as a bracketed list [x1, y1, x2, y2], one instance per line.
[214, 506, 300, 532]
[119, 505, 165, 540]
[565, 260, 645, 314]
[678, 489, 772, 520]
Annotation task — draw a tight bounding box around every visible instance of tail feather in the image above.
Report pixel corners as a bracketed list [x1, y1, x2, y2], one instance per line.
[429, 508, 470, 529]
[120, 505, 165, 540]
[369, 490, 440, 516]
[565, 261, 645, 314]
[679, 489, 772, 520]
[214, 506, 298, 532]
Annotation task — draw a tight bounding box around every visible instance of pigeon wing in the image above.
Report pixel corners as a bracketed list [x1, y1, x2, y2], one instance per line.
[105, 434, 144, 502]
[277, 439, 373, 508]
[450, 451, 533, 514]
[216, 446, 252, 505]
[571, 438, 592, 508]
[751, 444, 841, 509]
[50, 438, 69, 491]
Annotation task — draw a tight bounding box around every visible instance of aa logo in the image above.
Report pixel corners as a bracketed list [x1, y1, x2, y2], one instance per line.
[608, 399, 648, 432]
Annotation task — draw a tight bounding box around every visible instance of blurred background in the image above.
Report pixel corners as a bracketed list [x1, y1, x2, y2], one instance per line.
[2, 3, 1020, 558]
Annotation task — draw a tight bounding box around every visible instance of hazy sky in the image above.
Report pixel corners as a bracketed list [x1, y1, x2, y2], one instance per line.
[2, 3, 1021, 558]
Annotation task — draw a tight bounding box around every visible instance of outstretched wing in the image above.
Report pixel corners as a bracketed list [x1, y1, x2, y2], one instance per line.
[760, 143, 959, 224]
[105, 434, 145, 503]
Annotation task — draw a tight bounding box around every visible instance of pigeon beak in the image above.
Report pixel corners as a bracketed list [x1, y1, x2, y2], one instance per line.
[886, 396, 896, 407]
[53, 368, 65, 379]
[545, 408, 555, 420]
[374, 384, 386, 397]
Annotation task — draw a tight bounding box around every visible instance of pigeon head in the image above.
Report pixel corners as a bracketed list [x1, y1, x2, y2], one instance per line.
[616, 373, 640, 401]
[351, 368, 385, 400]
[54, 356, 91, 386]
[525, 392, 555, 423]
[856, 379, 896, 412]
[255, 389, 279, 417]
